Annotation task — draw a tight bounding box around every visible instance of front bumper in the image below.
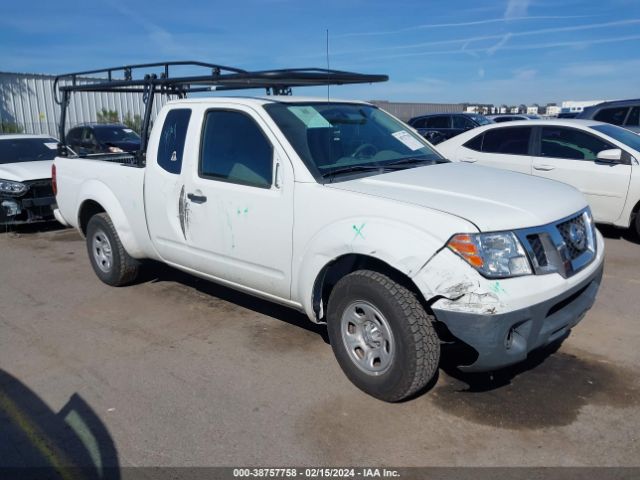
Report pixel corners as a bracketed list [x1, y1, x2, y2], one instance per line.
[0, 195, 56, 224]
[432, 262, 603, 372]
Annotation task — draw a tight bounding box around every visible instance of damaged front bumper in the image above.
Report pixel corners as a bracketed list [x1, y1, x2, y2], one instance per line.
[0, 180, 56, 225]
[415, 230, 605, 372]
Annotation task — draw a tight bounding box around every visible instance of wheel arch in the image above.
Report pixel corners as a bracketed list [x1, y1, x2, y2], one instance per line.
[311, 253, 426, 323]
[75, 180, 146, 258]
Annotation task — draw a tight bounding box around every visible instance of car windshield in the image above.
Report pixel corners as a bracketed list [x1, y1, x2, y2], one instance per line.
[591, 124, 640, 152]
[94, 126, 141, 143]
[0, 137, 58, 164]
[470, 114, 491, 125]
[264, 103, 445, 181]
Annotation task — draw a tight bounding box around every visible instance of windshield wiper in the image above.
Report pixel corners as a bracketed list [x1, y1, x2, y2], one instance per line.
[385, 156, 448, 166]
[322, 157, 448, 182]
[323, 164, 389, 181]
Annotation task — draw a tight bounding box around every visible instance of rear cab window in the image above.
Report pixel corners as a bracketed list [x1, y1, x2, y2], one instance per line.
[157, 108, 192, 174]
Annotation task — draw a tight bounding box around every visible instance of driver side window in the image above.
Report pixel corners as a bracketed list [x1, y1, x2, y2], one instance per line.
[199, 110, 273, 188]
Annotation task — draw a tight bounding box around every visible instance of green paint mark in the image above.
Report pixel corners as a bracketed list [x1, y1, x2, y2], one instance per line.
[225, 210, 236, 249]
[352, 223, 366, 241]
[244, 208, 249, 214]
[491, 281, 507, 295]
[237, 208, 241, 215]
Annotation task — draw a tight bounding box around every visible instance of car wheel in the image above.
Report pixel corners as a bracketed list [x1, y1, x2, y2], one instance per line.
[327, 270, 440, 402]
[86, 213, 140, 286]
[634, 211, 640, 239]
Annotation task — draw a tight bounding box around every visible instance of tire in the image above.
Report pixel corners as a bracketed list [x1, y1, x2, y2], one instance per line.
[634, 212, 640, 239]
[327, 270, 440, 402]
[86, 213, 140, 286]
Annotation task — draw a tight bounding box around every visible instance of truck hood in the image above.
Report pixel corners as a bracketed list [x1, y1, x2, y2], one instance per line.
[0, 161, 53, 182]
[327, 162, 588, 231]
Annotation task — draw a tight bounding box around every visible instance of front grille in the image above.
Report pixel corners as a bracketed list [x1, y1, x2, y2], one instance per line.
[516, 208, 596, 279]
[527, 234, 548, 267]
[556, 214, 589, 260]
[23, 179, 54, 199]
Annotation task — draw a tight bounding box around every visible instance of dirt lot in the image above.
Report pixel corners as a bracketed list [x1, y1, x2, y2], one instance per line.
[0, 224, 639, 468]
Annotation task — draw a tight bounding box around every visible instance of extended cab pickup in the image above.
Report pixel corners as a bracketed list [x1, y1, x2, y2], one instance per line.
[54, 97, 605, 401]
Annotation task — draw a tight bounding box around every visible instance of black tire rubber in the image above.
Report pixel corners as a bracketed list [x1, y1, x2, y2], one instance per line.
[327, 270, 440, 402]
[86, 212, 140, 286]
[634, 212, 640, 239]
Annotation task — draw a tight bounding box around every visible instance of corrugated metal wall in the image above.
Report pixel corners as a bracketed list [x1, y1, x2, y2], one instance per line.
[370, 100, 464, 121]
[0, 72, 167, 137]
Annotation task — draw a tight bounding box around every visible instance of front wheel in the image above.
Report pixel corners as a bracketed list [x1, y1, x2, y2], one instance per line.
[86, 213, 140, 286]
[327, 270, 440, 402]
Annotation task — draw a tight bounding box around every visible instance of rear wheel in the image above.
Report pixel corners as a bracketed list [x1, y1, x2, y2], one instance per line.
[86, 213, 140, 286]
[327, 270, 440, 402]
[634, 211, 640, 239]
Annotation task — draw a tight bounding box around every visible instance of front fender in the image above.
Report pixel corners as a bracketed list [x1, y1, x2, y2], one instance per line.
[293, 217, 449, 321]
[77, 180, 146, 258]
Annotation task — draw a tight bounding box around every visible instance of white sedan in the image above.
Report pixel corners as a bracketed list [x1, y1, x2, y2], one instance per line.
[437, 119, 640, 237]
[0, 134, 59, 224]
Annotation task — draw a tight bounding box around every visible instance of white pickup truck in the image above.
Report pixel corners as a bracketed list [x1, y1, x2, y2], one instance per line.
[54, 96, 605, 401]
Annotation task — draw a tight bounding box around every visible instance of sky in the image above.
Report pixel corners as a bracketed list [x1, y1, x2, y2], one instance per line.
[1, 0, 639, 105]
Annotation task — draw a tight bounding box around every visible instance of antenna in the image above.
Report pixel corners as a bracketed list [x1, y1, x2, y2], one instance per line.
[326, 29, 330, 102]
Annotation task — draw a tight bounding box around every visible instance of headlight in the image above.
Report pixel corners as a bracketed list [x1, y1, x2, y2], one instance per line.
[447, 232, 532, 278]
[0, 179, 28, 196]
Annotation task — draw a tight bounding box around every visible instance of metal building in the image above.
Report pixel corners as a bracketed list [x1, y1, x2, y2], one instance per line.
[370, 100, 464, 121]
[0, 71, 167, 137]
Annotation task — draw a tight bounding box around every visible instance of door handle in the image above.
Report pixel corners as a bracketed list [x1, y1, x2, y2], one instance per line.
[533, 164, 555, 171]
[187, 193, 207, 204]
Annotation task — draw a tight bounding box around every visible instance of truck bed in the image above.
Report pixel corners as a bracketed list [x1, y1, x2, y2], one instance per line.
[54, 154, 154, 259]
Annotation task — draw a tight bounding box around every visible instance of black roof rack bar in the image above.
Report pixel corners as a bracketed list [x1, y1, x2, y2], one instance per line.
[56, 69, 388, 92]
[54, 60, 247, 82]
[54, 60, 388, 166]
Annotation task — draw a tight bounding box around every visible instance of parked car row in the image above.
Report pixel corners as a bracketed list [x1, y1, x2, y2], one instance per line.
[407, 112, 491, 144]
[1, 124, 140, 226]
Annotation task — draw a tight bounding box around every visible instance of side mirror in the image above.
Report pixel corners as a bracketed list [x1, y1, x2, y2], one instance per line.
[596, 148, 623, 163]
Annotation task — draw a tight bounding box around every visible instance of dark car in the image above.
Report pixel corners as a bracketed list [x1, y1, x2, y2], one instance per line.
[577, 99, 640, 133]
[66, 124, 141, 155]
[487, 114, 541, 123]
[407, 112, 491, 144]
[557, 112, 579, 119]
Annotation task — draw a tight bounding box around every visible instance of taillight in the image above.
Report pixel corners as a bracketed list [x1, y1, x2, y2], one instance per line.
[52, 163, 57, 196]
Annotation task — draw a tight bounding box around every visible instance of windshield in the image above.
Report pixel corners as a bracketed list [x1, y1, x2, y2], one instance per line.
[94, 126, 141, 143]
[264, 103, 445, 181]
[470, 114, 491, 125]
[0, 137, 58, 164]
[591, 124, 640, 152]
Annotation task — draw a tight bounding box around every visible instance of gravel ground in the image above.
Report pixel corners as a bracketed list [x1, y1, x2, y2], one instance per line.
[0, 224, 638, 468]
